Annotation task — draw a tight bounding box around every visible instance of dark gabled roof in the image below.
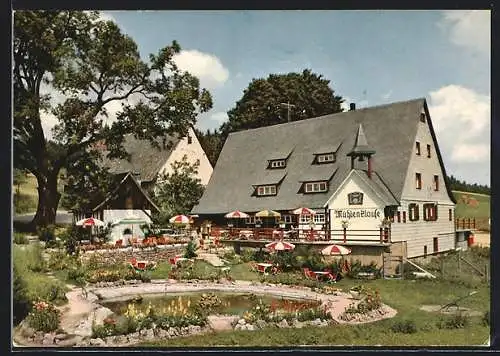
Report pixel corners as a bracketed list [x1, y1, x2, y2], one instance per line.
[92, 172, 160, 213]
[100, 134, 181, 182]
[192, 98, 454, 214]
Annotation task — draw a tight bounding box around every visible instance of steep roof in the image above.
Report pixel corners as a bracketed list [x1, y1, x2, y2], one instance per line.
[347, 123, 376, 156]
[192, 98, 452, 214]
[100, 134, 181, 182]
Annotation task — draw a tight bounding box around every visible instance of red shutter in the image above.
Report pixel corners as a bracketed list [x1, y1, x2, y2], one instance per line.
[403, 211, 407, 223]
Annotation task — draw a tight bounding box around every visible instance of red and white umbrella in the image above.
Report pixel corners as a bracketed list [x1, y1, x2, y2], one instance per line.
[169, 214, 191, 224]
[265, 240, 295, 251]
[321, 244, 352, 256]
[76, 217, 105, 227]
[225, 210, 250, 219]
[291, 207, 317, 215]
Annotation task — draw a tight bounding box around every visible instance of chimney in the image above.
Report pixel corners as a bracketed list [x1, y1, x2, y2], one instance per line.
[349, 103, 356, 111]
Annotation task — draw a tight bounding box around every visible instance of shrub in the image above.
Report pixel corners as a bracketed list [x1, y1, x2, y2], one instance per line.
[27, 300, 60, 332]
[37, 225, 56, 242]
[23, 274, 68, 305]
[390, 319, 418, 334]
[13, 193, 37, 215]
[184, 241, 198, 259]
[240, 249, 255, 262]
[437, 312, 470, 329]
[13, 232, 28, 245]
[17, 244, 46, 273]
[13, 264, 30, 325]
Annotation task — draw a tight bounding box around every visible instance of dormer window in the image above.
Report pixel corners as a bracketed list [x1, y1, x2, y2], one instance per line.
[268, 159, 286, 169]
[313, 153, 336, 164]
[256, 185, 277, 196]
[304, 181, 328, 193]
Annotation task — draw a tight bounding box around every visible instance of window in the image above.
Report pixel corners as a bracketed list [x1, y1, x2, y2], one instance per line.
[402, 211, 407, 223]
[433, 175, 439, 191]
[313, 214, 325, 224]
[397, 211, 401, 223]
[245, 216, 262, 225]
[420, 112, 426, 123]
[408, 203, 419, 221]
[427, 144, 431, 158]
[415, 173, 422, 190]
[316, 153, 336, 164]
[304, 181, 328, 193]
[423, 203, 438, 221]
[256, 185, 277, 196]
[449, 209, 453, 221]
[269, 159, 286, 169]
[187, 135, 192, 144]
[300, 215, 314, 224]
[424, 245, 428, 258]
[416, 142, 421, 155]
[433, 237, 439, 253]
[283, 215, 294, 223]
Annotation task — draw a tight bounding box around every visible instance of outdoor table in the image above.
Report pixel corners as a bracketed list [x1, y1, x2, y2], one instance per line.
[257, 263, 273, 275]
[313, 271, 330, 281]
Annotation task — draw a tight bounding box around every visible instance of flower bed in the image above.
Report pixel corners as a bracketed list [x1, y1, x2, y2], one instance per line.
[26, 300, 61, 333]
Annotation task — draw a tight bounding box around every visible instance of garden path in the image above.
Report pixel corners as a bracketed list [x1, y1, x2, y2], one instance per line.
[196, 252, 226, 267]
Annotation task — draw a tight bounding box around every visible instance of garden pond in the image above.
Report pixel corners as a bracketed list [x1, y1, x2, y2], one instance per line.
[101, 292, 322, 317]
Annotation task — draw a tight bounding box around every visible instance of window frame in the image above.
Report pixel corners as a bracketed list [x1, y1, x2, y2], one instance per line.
[415, 173, 422, 190]
[448, 209, 452, 221]
[256, 184, 277, 196]
[187, 135, 192, 144]
[268, 159, 286, 169]
[433, 175, 439, 191]
[423, 203, 438, 221]
[304, 181, 328, 194]
[416, 142, 421, 155]
[315, 153, 336, 164]
[283, 215, 294, 224]
[313, 213, 325, 224]
[427, 144, 431, 158]
[420, 112, 426, 123]
[408, 203, 420, 221]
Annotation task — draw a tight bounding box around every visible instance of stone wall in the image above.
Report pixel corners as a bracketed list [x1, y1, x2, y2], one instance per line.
[79, 244, 188, 266]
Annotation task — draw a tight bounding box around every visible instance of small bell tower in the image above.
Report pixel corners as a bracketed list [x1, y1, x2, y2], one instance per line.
[346, 123, 376, 178]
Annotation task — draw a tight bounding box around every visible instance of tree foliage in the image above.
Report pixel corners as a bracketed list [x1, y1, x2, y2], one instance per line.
[447, 175, 490, 195]
[194, 128, 224, 167]
[13, 11, 212, 228]
[220, 69, 344, 135]
[153, 155, 205, 225]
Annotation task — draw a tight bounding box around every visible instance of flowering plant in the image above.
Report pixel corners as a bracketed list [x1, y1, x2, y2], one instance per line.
[27, 300, 60, 332]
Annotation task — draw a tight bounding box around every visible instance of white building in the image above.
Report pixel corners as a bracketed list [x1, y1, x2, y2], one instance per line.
[192, 99, 456, 259]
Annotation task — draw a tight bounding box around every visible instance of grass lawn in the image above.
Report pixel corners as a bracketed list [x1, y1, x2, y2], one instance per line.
[142, 278, 489, 347]
[452, 191, 490, 231]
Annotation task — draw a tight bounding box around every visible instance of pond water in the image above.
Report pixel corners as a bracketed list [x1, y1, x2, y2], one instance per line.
[102, 292, 321, 317]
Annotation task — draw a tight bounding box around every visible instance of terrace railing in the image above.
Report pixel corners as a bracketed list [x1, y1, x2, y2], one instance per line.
[455, 218, 476, 230]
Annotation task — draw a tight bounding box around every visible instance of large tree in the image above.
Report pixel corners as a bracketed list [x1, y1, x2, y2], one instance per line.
[220, 69, 344, 135]
[13, 11, 212, 228]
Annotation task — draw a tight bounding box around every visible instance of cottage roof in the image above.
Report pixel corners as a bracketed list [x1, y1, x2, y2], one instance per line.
[100, 134, 181, 182]
[192, 98, 455, 214]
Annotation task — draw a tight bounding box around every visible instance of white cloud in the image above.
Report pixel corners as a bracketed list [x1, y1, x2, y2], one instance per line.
[173, 50, 229, 88]
[439, 10, 490, 55]
[210, 112, 228, 124]
[451, 143, 489, 163]
[428, 85, 490, 166]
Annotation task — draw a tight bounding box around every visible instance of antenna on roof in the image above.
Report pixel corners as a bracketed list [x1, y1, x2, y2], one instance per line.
[280, 101, 296, 123]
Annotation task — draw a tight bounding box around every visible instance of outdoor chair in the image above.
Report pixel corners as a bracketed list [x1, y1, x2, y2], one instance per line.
[303, 267, 316, 280]
[271, 265, 282, 275]
[324, 268, 338, 283]
[115, 240, 123, 247]
[136, 262, 147, 271]
[249, 262, 258, 272]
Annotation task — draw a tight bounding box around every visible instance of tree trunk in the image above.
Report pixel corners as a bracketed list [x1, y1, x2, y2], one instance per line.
[31, 172, 61, 229]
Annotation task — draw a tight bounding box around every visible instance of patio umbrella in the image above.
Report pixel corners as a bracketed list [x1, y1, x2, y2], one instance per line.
[321, 244, 352, 256]
[169, 214, 192, 224]
[225, 210, 250, 228]
[255, 209, 281, 228]
[291, 207, 317, 215]
[76, 217, 105, 227]
[265, 240, 295, 252]
[76, 217, 105, 242]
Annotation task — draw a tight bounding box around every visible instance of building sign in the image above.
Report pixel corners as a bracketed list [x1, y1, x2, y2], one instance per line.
[334, 209, 381, 220]
[348, 192, 364, 205]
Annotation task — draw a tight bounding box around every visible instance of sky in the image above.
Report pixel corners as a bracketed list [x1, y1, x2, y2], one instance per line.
[40, 10, 490, 186]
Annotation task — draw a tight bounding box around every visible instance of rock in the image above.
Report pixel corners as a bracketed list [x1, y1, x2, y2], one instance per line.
[277, 319, 289, 328]
[293, 320, 305, 329]
[234, 324, 242, 330]
[145, 328, 155, 340]
[55, 333, 68, 340]
[157, 328, 168, 339]
[19, 322, 36, 338]
[89, 337, 105, 346]
[238, 319, 246, 325]
[104, 336, 114, 344]
[42, 334, 55, 345]
[246, 324, 255, 331]
[255, 319, 267, 329]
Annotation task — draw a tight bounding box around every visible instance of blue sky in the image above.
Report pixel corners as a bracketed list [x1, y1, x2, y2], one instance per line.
[43, 10, 491, 185]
